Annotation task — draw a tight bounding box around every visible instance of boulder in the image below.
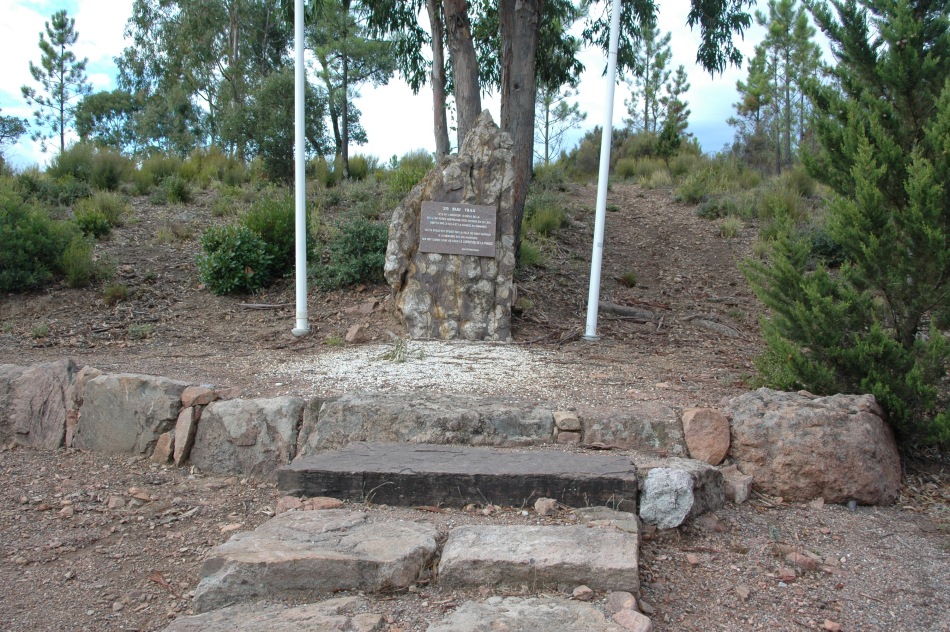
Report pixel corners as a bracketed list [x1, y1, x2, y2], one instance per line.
[438, 524, 639, 593]
[0, 365, 24, 446]
[192, 510, 437, 613]
[296, 392, 552, 456]
[682, 407, 730, 465]
[426, 597, 626, 632]
[181, 385, 217, 408]
[189, 397, 305, 477]
[725, 388, 901, 504]
[638, 458, 725, 529]
[163, 597, 381, 632]
[75, 373, 188, 454]
[578, 403, 686, 455]
[384, 110, 516, 341]
[0, 359, 77, 449]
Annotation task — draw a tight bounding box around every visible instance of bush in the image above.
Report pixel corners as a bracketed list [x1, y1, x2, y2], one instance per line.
[242, 191, 299, 277]
[532, 163, 567, 191]
[74, 207, 111, 238]
[61, 236, 96, 288]
[0, 184, 78, 291]
[140, 154, 183, 185]
[388, 150, 433, 196]
[518, 240, 545, 268]
[311, 216, 387, 290]
[163, 175, 192, 204]
[77, 191, 129, 228]
[347, 154, 375, 181]
[17, 170, 91, 207]
[47, 143, 96, 183]
[309, 156, 340, 188]
[196, 224, 273, 295]
[90, 149, 132, 191]
[523, 192, 566, 237]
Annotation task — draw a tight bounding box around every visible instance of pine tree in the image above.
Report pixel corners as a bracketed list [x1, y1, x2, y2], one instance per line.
[624, 20, 671, 134]
[21, 10, 91, 154]
[745, 0, 950, 444]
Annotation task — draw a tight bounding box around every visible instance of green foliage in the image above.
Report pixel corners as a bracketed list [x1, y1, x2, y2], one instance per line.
[312, 216, 388, 290]
[674, 157, 762, 204]
[746, 0, 950, 444]
[347, 154, 374, 181]
[196, 224, 272, 295]
[518, 240, 545, 268]
[77, 191, 129, 228]
[309, 156, 340, 188]
[0, 182, 78, 291]
[244, 69, 327, 183]
[47, 143, 95, 182]
[0, 108, 27, 149]
[387, 150, 433, 196]
[61, 236, 96, 288]
[16, 170, 91, 207]
[619, 270, 637, 287]
[719, 217, 742, 238]
[140, 154, 183, 185]
[163, 175, 192, 204]
[242, 191, 298, 278]
[532, 163, 568, 191]
[46, 143, 133, 192]
[73, 206, 111, 238]
[523, 192, 567, 237]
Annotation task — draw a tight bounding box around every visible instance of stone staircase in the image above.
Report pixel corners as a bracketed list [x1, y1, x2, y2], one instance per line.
[164, 442, 653, 631]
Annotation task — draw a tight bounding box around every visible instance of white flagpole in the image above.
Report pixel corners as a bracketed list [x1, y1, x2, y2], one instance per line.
[292, 0, 309, 336]
[583, 0, 622, 341]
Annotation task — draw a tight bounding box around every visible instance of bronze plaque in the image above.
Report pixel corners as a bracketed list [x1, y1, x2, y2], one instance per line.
[419, 201, 497, 257]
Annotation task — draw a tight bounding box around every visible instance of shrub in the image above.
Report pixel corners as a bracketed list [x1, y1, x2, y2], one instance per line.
[131, 169, 153, 195]
[140, 154, 183, 184]
[196, 224, 273, 295]
[758, 182, 804, 222]
[388, 150, 433, 196]
[719, 217, 742, 238]
[242, 191, 298, 277]
[17, 171, 91, 207]
[619, 270, 637, 287]
[163, 175, 192, 204]
[74, 207, 111, 238]
[47, 143, 96, 183]
[310, 156, 340, 188]
[90, 149, 132, 191]
[532, 163, 567, 191]
[523, 192, 566, 237]
[347, 154, 374, 181]
[311, 216, 388, 290]
[518, 240, 545, 268]
[61, 236, 96, 288]
[77, 191, 129, 228]
[0, 186, 78, 291]
[638, 170, 673, 189]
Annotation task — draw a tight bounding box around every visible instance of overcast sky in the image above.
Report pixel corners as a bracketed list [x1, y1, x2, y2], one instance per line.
[0, 0, 774, 169]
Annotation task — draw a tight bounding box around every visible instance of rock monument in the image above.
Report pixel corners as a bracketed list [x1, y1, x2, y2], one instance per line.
[384, 110, 516, 341]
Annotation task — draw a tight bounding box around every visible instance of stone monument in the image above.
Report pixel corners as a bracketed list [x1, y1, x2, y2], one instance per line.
[384, 111, 516, 341]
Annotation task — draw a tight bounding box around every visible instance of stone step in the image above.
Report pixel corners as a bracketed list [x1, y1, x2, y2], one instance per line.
[439, 522, 640, 594]
[191, 510, 438, 614]
[278, 442, 638, 511]
[164, 597, 384, 631]
[426, 596, 646, 632]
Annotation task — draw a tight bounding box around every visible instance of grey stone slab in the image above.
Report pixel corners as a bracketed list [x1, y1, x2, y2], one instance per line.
[1, 359, 76, 449]
[296, 392, 553, 457]
[164, 597, 383, 631]
[438, 524, 639, 593]
[426, 597, 625, 632]
[280, 442, 637, 511]
[74, 373, 187, 454]
[189, 397, 305, 478]
[192, 510, 437, 613]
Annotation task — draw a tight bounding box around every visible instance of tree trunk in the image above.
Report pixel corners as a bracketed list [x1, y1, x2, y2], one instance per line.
[444, 0, 481, 146]
[341, 0, 351, 178]
[544, 98, 550, 165]
[427, 0, 451, 158]
[499, 0, 542, 255]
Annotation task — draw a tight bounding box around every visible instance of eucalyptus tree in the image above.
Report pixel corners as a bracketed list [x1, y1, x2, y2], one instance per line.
[21, 10, 91, 154]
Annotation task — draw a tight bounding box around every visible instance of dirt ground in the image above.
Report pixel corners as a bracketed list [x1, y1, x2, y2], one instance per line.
[0, 182, 948, 631]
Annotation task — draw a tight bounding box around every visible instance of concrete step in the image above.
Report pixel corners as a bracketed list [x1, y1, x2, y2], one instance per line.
[278, 442, 638, 511]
